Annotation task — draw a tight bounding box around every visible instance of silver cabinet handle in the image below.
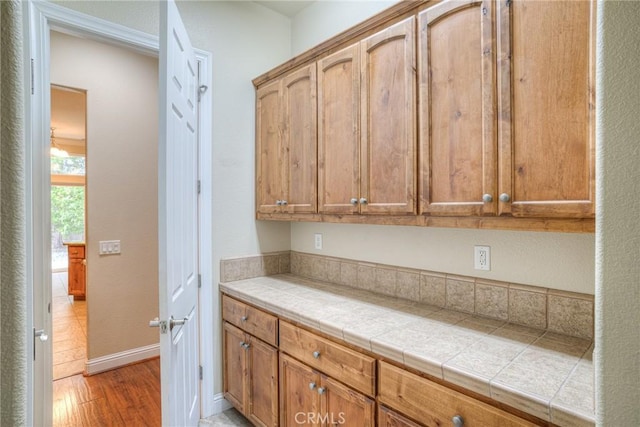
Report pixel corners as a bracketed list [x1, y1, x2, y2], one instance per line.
[452, 415, 464, 427]
[317, 387, 326, 395]
[359, 198, 368, 205]
[350, 198, 358, 205]
[240, 341, 246, 347]
[241, 316, 248, 322]
[309, 382, 317, 391]
[276, 200, 282, 206]
[243, 343, 250, 349]
[482, 194, 493, 203]
[499, 193, 511, 202]
[281, 200, 288, 206]
[312, 351, 321, 359]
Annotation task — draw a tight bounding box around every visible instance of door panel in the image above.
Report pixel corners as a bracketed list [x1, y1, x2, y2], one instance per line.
[248, 337, 278, 427]
[322, 375, 374, 427]
[159, 1, 200, 425]
[223, 323, 247, 412]
[279, 353, 321, 427]
[256, 80, 284, 213]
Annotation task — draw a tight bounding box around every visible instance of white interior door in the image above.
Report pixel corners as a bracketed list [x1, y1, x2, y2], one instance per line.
[159, 1, 200, 425]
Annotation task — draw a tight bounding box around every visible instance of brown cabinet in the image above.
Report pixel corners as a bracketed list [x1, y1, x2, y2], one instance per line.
[256, 63, 317, 214]
[497, 0, 595, 218]
[223, 298, 278, 427]
[318, 17, 416, 215]
[279, 353, 374, 427]
[378, 361, 538, 427]
[65, 243, 85, 300]
[419, 0, 595, 219]
[378, 405, 424, 427]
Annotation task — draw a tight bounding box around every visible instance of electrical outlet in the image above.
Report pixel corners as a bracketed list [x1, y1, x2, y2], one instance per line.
[314, 233, 323, 250]
[474, 245, 490, 271]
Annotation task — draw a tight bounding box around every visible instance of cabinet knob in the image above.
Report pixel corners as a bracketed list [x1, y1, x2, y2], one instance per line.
[350, 198, 358, 205]
[276, 200, 282, 206]
[243, 343, 250, 349]
[452, 415, 464, 427]
[312, 351, 321, 359]
[309, 382, 317, 391]
[240, 316, 247, 322]
[359, 198, 368, 205]
[239, 341, 246, 348]
[281, 200, 288, 206]
[499, 193, 511, 202]
[482, 194, 493, 203]
[317, 387, 326, 395]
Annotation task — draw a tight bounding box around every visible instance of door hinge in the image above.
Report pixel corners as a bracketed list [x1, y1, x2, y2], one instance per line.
[199, 365, 203, 380]
[197, 84, 208, 102]
[30, 58, 35, 95]
[197, 180, 201, 195]
[198, 274, 202, 288]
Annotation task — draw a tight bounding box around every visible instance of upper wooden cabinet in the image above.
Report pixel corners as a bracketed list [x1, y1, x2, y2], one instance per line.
[318, 17, 416, 215]
[419, 0, 497, 216]
[420, 0, 595, 218]
[360, 17, 416, 215]
[255, 0, 595, 231]
[256, 64, 317, 214]
[497, 0, 595, 218]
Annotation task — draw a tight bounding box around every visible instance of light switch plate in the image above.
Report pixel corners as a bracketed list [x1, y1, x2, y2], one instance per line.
[99, 240, 121, 255]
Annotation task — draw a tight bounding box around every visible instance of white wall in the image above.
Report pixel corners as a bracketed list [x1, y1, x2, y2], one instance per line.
[595, 1, 640, 425]
[291, 0, 398, 55]
[289, 1, 596, 295]
[50, 32, 160, 359]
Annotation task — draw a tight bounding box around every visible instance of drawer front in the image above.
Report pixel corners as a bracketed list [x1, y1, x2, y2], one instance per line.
[222, 295, 278, 347]
[68, 245, 85, 259]
[279, 321, 375, 396]
[378, 362, 538, 427]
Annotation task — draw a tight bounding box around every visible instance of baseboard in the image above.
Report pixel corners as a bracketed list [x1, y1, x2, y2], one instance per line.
[85, 343, 160, 376]
[213, 393, 232, 414]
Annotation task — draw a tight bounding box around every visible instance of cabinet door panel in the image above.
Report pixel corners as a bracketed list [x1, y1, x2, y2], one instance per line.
[68, 258, 85, 299]
[420, 0, 496, 216]
[283, 64, 317, 213]
[318, 44, 361, 214]
[322, 375, 374, 427]
[280, 353, 321, 427]
[248, 337, 278, 427]
[361, 17, 416, 214]
[256, 80, 284, 213]
[498, 0, 595, 217]
[223, 323, 247, 412]
[378, 405, 423, 427]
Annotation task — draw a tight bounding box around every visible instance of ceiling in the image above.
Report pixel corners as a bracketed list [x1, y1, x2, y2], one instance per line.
[51, 85, 86, 155]
[254, 1, 315, 18]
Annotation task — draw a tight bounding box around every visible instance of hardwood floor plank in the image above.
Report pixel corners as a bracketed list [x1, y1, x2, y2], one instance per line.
[53, 358, 161, 427]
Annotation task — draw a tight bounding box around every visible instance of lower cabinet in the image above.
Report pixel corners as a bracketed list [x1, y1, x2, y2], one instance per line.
[378, 405, 423, 427]
[223, 322, 278, 427]
[280, 353, 374, 427]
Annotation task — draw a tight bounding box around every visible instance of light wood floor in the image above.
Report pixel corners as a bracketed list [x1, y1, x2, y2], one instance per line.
[52, 272, 87, 380]
[53, 358, 161, 427]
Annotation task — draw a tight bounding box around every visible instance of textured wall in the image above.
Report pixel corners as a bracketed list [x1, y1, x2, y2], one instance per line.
[595, 1, 640, 425]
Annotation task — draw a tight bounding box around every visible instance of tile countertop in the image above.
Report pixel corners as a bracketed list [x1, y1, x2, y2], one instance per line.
[220, 274, 594, 427]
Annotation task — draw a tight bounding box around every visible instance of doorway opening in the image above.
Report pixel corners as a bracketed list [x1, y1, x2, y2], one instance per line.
[50, 84, 87, 381]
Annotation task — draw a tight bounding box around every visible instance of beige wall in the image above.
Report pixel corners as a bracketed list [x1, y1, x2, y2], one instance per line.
[50, 32, 160, 358]
[595, 1, 640, 424]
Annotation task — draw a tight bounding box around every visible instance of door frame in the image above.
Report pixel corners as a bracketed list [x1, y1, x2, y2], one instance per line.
[24, 1, 215, 425]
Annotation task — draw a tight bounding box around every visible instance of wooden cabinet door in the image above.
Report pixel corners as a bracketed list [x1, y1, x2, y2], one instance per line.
[223, 323, 247, 413]
[321, 375, 374, 427]
[378, 405, 423, 427]
[68, 258, 86, 299]
[497, 0, 595, 218]
[280, 353, 321, 427]
[247, 336, 278, 427]
[256, 79, 284, 214]
[318, 44, 361, 214]
[419, 0, 497, 216]
[282, 64, 318, 213]
[360, 17, 416, 215]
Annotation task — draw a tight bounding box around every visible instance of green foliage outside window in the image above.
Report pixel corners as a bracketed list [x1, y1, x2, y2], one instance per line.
[51, 185, 85, 242]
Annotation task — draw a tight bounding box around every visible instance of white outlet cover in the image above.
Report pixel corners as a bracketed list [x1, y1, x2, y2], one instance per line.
[314, 233, 323, 250]
[474, 245, 491, 271]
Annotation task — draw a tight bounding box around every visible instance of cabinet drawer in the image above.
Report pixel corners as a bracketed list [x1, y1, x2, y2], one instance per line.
[379, 362, 538, 427]
[68, 245, 85, 259]
[222, 295, 278, 347]
[279, 321, 375, 397]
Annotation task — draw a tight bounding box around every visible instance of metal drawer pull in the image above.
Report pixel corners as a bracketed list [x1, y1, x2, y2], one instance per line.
[499, 193, 511, 202]
[482, 193, 493, 203]
[241, 316, 248, 322]
[350, 198, 358, 205]
[317, 387, 326, 395]
[309, 382, 317, 390]
[452, 415, 464, 427]
[312, 351, 321, 359]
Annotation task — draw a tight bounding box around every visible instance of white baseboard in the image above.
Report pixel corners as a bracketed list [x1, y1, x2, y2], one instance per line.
[85, 343, 159, 376]
[212, 393, 232, 414]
